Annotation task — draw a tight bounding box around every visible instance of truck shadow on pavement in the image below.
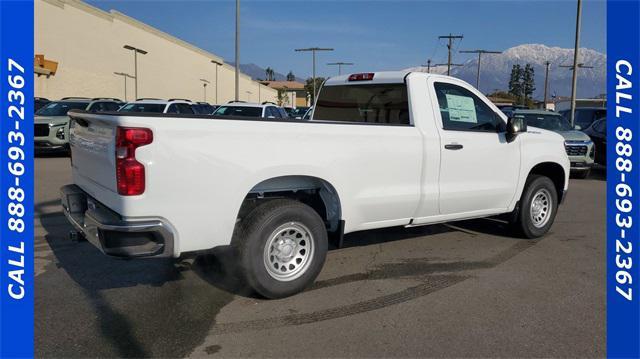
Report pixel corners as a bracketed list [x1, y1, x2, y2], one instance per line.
[37, 203, 235, 358]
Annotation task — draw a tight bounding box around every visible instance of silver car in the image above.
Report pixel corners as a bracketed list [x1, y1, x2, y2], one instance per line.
[35, 97, 122, 152]
[515, 109, 595, 178]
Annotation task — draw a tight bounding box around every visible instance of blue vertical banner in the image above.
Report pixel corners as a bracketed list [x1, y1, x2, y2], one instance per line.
[607, 0, 640, 358]
[0, 0, 35, 358]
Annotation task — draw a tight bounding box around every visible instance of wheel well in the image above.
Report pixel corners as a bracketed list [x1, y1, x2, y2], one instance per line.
[237, 176, 342, 232]
[529, 162, 565, 202]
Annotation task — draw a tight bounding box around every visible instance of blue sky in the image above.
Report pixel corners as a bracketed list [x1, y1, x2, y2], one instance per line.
[87, 0, 606, 79]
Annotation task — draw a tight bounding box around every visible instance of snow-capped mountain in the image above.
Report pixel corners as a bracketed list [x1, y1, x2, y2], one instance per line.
[407, 44, 606, 99]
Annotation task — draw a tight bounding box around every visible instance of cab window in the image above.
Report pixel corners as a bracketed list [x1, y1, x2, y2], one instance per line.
[313, 84, 410, 125]
[434, 82, 503, 132]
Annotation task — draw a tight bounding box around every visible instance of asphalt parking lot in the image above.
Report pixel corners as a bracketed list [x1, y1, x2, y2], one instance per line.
[35, 155, 605, 358]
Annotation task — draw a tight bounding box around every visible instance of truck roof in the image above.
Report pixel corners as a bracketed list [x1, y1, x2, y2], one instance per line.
[222, 102, 265, 108]
[130, 99, 191, 105]
[323, 71, 457, 86]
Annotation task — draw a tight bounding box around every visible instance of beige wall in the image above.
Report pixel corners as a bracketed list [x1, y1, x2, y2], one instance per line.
[34, 0, 277, 104]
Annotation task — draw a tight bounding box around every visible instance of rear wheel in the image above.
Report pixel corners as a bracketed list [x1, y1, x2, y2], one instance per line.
[236, 199, 328, 298]
[514, 175, 558, 239]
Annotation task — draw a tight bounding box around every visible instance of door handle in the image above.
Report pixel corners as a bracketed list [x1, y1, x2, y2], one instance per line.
[444, 144, 463, 150]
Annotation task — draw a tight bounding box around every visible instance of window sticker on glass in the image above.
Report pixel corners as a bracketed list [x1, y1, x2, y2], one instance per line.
[445, 94, 477, 123]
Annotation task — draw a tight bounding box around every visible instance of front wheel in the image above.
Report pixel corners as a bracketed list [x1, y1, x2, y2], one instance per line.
[514, 175, 559, 239]
[236, 199, 328, 299]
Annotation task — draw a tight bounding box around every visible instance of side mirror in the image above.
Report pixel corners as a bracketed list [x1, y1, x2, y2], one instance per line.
[506, 117, 527, 142]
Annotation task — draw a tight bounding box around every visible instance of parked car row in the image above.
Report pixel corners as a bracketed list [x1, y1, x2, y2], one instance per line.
[33, 96, 310, 153]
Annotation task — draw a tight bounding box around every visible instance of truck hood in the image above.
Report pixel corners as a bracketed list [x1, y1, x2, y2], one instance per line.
[556, 130, 591, 142]
[35, 115, 69, 126]
[528, 126, 589, 141]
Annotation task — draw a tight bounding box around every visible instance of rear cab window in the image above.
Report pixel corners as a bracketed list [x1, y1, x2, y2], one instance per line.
[313, 84, 410, 125]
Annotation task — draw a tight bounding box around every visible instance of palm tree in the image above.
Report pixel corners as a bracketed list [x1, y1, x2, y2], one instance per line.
[265, 67, 275, 81]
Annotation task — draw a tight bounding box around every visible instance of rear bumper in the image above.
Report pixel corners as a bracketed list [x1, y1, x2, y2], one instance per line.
[60, 184, 175, 258]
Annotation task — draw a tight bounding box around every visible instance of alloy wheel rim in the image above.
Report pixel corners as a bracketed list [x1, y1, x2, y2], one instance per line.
[263, 222, 314, 281]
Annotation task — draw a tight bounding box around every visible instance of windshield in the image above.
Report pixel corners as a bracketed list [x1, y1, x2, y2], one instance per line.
[516, 113, 573, 131]
[119, 103, 166, 113]
[290, 107, 309, 117]
[214, 106, 263, 117]
[35, 101, 88, 116]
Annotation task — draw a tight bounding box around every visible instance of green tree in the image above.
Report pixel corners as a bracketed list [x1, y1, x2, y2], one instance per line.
[522, 64, 536, 101]
[305, 77, 326, 101]
[508, 64, 523, 103]
[286, 71, 296, 81]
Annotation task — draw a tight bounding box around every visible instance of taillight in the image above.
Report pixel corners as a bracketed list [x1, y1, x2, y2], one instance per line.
[116, 127, 153, 196]
[348, 73, 375, 81]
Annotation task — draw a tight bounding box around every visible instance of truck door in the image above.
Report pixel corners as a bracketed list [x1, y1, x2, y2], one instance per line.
[430, 80, 520, 215]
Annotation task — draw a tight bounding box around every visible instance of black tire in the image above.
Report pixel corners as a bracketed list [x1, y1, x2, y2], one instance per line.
[514, 175, 558, 239]
[236, 199, 328, 299]
[572, 169, 590, 179]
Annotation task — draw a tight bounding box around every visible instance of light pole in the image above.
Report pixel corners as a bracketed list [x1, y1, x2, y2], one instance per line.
[560, 62, 594, 122]
[295, 47, 334, 105]
[422, 59, 432, 73]
[211, 59, 223, 104]
[569, 0, 583, 127]
[200, 79, 210, 102]
[123, 45, 147, 99]
[459, 49, 502, 91]
[543, 61, 551, 108]
[327, 62, 354, 75]
[235, 0, 240, 101]
[113, 71, 134, 101]
[438, 34, 464, 75]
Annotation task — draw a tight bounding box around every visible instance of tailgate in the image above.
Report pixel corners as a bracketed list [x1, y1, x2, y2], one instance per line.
[69, 112, 118, 193]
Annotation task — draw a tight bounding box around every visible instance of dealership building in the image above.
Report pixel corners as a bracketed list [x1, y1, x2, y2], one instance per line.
[35, 0, 277, 104]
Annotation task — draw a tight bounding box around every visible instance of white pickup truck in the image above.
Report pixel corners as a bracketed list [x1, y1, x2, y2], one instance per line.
[61, 71, 569, 298]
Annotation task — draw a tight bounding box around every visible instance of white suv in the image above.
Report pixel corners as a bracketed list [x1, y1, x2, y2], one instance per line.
[118, 98, 195, 114]
[213, 101, 289, 119]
